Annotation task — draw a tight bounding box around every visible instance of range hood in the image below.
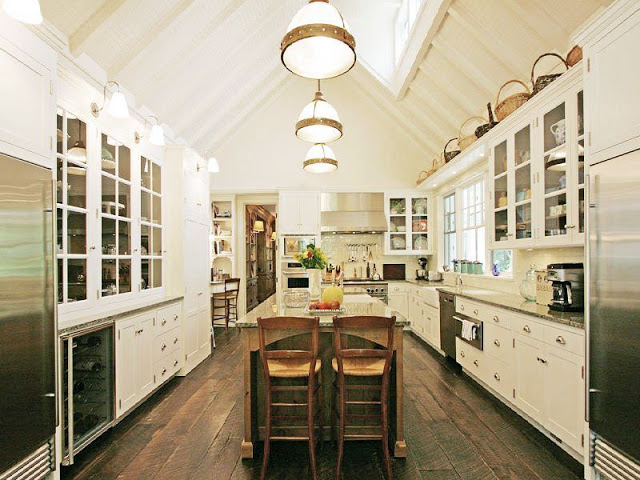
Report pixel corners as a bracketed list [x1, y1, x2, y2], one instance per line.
[321, 193, 387, 233]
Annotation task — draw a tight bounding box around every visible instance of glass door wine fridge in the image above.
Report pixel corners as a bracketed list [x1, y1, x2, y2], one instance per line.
[61, 324, 115, 465]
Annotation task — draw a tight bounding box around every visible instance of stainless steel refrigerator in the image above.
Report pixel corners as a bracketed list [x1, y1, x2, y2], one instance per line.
[588, 150, 640, 478]
[0, 154, 56, 477]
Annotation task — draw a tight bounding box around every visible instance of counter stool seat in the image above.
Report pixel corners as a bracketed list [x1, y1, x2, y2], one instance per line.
[331, 357, 386, 376]
[268, 358, 322, 378]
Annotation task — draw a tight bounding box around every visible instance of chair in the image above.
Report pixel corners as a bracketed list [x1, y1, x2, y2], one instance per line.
[211, 278, 240, 331]
[332, 315, 396, 480]
[257, 316, 322, 480]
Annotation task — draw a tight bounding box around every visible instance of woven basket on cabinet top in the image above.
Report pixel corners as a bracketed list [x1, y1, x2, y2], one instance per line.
[566, 45, 583, 67]
[458, 116, 487, 151]
[443, 138, 461, 163]
[475, 103, 498, 139]
[495, 80, 531, 122]
[531, 52, 568, 96]
[415, 158, 441, 185]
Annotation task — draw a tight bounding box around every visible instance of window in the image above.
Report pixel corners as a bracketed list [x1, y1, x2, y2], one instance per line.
[394, 0, 425, 64]
[461, 181, 485, 263]
[443, 193, 456, 269]
[492, 250, 513, 275]
[140, 156, 163, 290]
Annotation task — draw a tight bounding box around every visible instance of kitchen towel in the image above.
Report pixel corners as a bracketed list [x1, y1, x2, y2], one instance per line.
[461, 319, 477, 341]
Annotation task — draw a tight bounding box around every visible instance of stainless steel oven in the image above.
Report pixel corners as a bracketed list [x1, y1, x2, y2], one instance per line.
[282, 262, 309, 289]
[282, 236, 316, 258]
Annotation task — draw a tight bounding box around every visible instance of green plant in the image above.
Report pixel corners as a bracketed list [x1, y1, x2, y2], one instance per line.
[294, 244, 328, 270]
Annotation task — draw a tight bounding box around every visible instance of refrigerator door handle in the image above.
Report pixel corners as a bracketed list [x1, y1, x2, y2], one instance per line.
[585, 173, 594, 423]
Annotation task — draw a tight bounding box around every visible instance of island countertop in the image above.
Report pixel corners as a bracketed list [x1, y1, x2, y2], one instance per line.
[236, 293, 409, 328]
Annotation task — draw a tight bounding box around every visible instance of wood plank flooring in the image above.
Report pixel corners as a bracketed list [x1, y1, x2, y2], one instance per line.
[61, 330, 583, 480]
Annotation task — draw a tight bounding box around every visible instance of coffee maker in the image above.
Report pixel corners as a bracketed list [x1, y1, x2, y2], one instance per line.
[546, 263, 584, 312]
[416, 257, 428, 280]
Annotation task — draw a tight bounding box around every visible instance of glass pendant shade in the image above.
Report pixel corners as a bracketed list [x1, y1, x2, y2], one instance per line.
[296, 90, 342, 143]
[281, 0, 356, 79]
[3, 0, 42, 24]
[303, 143, 338, 173]
[108, 91, 129, 119]
[149, 124, 165, 146]
[208, 157, 220, 173]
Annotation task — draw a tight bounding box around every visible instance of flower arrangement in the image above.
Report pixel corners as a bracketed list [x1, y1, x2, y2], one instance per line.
[294, 244, 328, 270]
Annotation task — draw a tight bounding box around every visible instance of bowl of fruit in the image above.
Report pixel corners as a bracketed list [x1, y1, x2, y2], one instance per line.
[303, 285, 346, 315]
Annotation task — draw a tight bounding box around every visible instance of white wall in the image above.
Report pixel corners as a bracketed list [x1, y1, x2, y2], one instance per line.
[211, 74, 428, 192]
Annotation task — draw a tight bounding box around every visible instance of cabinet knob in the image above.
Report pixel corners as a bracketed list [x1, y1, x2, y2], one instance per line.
[174, 314, 179, 321]
[507, 233, 515, 237]
[473, 360, 479, 367]
[556, 335, 566, 345]
[493, 315, 499, 323]
[161, 319, 167, 326]
[161, 343, 167, 351]
[174, 360, 179, 367]
[460, 351, 465, 358]
[494, 339, 501, 347]
[161, 368, 167, 375]
[494, 373, 501, 381]
[537, 357, 548, 364]
[174, 337, 178, 344]
[523, 325, 531, 333]
[461, 305, 465, 311]
[564, 225, 576, 229]
[473, 309, 479, 315]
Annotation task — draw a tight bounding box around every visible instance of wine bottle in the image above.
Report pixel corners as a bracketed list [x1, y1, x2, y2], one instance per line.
[73, 380, 85, 394]
[75, 360, 102, 372]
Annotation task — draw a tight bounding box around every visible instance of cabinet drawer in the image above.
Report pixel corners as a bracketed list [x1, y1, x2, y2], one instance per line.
[456, 298, 485, 321]
[155, 352, 184, 387]
[156, 303, 181, 333]
[484, 323, 514, 365]
[486, 307, 511, 330]
[484, 358, 514, 403]
[511, 315, 543, 341]
[456, 338, 485, 377]
[389, 283, 407, 294]
[154, 326, 181, 363]
[543, 324, 584, 356]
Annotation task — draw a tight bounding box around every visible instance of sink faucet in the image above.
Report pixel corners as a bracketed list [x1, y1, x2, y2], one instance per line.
[455, 273, 463, 293]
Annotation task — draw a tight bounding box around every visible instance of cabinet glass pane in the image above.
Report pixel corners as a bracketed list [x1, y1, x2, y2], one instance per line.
[494, 141, 507, 176]
[514, 125, 531, 166]
[152, 227, 162, 256]
[102, 260, 117, 296]
[102, 217, 116, 254]
[411, 198, 428, 215]
[152, 259, 162, 288]
[67, 118, 87, 165]
[57, 158, 64, 203]
[545, 193, 567, 237]
[57, 208, 63, 254]
[118, 182, 130, 218]
[515, 164, 532, 203]
[67, 167, 87, 209]
[141, 224, 150, 255]
[389, 198, 406, 215]
[101, 135, 116, 173]
[101, 176, 116, 213]
[118, 145, 131, 181]
[58, 259, 64, 303]
[119, 260, 131, 294]
[412, 234, 428, 251]
[141, 191, 151, 222]
[579, 189, 585, 234]
[68, 259, 87, 302]
[494, 176, 508, 209]
[141, 259, 150, 290]
[152, 162, 161, 194]
[68, 212, 86, 254]
[152, 194, 162, 224]
[119, 221, 130, 255]
[494, 210, 508, 242]
[516, 203, 532, 240]
[544, 103, 566, 153]
[56, 113, 64, 154]
[578, 139, 585, 185]
[389, 233, 407, 251]
[578, 91, 584, 136]
[141, 156, 151, 190]
[543, 158, 567, 195]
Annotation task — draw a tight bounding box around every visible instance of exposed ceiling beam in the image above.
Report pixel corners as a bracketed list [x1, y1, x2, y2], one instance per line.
[417, 64, 475, 116]
[402, 89, 451, 141]
[409, 73, 465, 130]
[108, 0, 198, 77]
[69, 0, 129, 56]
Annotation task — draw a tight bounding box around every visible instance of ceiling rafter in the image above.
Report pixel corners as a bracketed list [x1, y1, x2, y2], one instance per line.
[402, 89, 453, 141]
[69, 0, 129, 56]
[108, 0, 199, 77]
[409, 73, 466, 130]
[417, 63, 476, 116]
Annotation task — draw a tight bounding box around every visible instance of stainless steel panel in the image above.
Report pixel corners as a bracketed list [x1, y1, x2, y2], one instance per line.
[588, 151, 640, 463]
[0, 154, 55, 473]
[320, 192, 386, 233]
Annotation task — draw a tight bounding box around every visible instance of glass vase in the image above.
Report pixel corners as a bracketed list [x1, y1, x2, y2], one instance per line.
[307, 268, 321, 301]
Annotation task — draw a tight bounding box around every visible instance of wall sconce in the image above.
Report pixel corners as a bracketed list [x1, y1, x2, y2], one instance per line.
[208, 157, 220, 173]
[253, 220, 265, 233]
[135, 116, 165, 146]
[91, 81, 129, 119]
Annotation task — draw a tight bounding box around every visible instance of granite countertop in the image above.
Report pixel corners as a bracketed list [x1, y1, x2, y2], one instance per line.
[436, 286, 584, 329]
[236, 293, 409, 328]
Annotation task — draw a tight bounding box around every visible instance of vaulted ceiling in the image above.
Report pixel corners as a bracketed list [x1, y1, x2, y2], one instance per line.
[40, 0, 611, 162]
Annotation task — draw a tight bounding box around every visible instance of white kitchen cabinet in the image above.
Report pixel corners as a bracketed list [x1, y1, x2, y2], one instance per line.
[579, 0, 640, 164]
[0, 18, 56, 168]
[278, 191, 320, 234]
[384, 193, 432, 255]
[514, 333, 546, 422]
[388, 287, 408, 319]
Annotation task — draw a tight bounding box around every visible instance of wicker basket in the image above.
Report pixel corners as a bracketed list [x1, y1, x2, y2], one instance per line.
[458, 116, 486, 151]
[495, 80, 531, 121]
[415, 158, 440, 185]
[566, 45, 582, 67]
[475, 103, 498, 139]
[531, 53, 568, 96]
[443, 138, 461, 163]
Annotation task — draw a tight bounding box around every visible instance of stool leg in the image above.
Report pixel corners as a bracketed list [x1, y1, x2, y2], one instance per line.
[381, 374, 393, 480]
[225, 299, 230, 331]
[308, 374, 318, 480]
[336, 373, 346, 480]
[261, 385, 272, 480]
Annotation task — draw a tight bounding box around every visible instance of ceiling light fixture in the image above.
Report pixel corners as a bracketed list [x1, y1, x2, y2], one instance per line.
[91, 81, 129, 119]
[208, 157, 220, 173]
[281, 0, 356, 80]
[3, 0, 42, 24]
[134, 116, 165, 146]
[303, 143, 338, 173]
[296, 80, 343, 143]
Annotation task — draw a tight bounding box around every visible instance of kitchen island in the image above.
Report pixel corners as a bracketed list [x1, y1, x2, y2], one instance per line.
[236, 293, 409, 459]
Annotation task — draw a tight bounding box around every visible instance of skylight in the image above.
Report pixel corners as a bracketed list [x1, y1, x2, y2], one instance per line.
[395, 0, 425, 64]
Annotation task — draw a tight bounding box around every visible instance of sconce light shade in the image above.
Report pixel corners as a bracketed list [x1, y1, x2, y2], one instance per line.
[3, 0, 42, 24]
[253, 220, 265, 233]
[208, 157, 220, 173]
[108, 91, 129, 119]
[149, 124, 165, 146]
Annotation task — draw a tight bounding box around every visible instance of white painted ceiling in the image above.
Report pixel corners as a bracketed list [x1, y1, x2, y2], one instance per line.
[40, 0, 611, 162]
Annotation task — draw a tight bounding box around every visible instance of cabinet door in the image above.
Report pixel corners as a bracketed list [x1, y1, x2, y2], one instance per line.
[514, 334, 545, 422]
[116, 317, 138, 417]
[388, 293, 405, 317]
[184, 311, 199, 366]
[136, 314, 155, 399]
[197, 308, 212, 356]
[491, 139, 511, 246]
[586, 6, 640, 163]
[544, 346, 584, 452]
[512, 123, 535, 245]
[426, 305, 440, 349]
[296, 192, 320, 234]
[278, 192, 301, 234]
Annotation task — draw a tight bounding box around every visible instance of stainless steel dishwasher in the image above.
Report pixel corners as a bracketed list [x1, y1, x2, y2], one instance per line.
[439, 291, 457, 359]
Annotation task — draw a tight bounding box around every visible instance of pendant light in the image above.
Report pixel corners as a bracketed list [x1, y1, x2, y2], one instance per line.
[91, 81, 130, 119]
[303, 143, 338, 173]
[545, 144, 585, 171]
[3, 0, 42, 24]
[281, 0, 356, 80]
[296, 80, 343, 143]
[67, 119, 87, 164]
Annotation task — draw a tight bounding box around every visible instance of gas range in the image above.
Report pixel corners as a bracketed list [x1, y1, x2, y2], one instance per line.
[343, 281, 388, 302]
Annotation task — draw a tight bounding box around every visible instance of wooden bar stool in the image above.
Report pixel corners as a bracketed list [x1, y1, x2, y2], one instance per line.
[257, 316, 322, 480]
[332, 315, 396, 480]
[211, 278, 240, 331]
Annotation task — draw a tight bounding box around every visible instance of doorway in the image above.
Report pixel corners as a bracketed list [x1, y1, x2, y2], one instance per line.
[245, 204, 276, 313]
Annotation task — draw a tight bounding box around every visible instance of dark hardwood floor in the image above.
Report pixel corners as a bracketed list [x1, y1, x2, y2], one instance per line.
[61, 329, 583, 480]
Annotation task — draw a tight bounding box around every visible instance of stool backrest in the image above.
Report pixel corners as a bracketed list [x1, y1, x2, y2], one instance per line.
[225, 278, 240, 298]
[332, 315, 396, 375]
[257, 316, 320, 377]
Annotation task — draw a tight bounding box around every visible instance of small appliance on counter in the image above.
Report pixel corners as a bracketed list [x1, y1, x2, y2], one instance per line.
[416, 257, 428, 280]
[546, 263, 584, 312]
[427, 271, 443, 282]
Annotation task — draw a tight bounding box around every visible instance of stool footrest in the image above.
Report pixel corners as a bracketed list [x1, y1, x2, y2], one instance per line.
[271, 402, 309, 407]
[345, 400, 382, 405]
[343, 434, 384, 440]
[269, 436, 310, 441]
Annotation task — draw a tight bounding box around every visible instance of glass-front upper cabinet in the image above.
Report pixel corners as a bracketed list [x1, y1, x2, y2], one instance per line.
[387, 196, 407, 253]
[56, 108, 88, 305]
[513, 124, 533, 242]
[140, 156, 163, 290]
[492, 140, 509, 244]
[410, 196, 429, 253]
[384, 194, 432, 255]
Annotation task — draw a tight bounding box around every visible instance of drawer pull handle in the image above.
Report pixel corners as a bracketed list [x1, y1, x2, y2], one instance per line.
[161, 319, 167, 326]
[173, 337, 178, 344]
[473, 309, 478, 315]
[174, 314, 179, 321]
[473, 360, 479, 367]
[161, 343, 167, 351]
[460, 351, 465, 358]
[494, 339, 500, 347]
[174, 360, 179, 367]
[461, 305, 465, 310]
[493, 315, 499, 323]
[523, 325, 531, 333]
[161, 368, 167, 375]
[556, 335, 566, 345]
[537, 357, 548, 364]
[494, 373, 501, 381]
